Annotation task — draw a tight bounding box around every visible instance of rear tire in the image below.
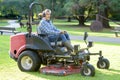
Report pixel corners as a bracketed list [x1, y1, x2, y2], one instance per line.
[97, 58, 110, 69]
[17, 50, 41, 71]
[80, 64, 95, 76]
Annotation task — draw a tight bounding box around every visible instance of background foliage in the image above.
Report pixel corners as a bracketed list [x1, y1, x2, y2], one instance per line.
[0, 0, 120, 28]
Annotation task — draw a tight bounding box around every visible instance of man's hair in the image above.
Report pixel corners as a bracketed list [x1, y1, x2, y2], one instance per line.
[42, 9, 51, 17]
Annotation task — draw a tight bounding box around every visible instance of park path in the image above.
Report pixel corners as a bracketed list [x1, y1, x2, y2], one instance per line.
[2, 20, 120, 44]
[70, 35, 120, 44]
[4, 20, 20, 28]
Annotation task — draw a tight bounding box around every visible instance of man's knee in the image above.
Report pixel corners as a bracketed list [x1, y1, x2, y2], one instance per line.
[59, 34, 64, 37]
[59, 34, 67, 42]
[64, 33, 70, 40]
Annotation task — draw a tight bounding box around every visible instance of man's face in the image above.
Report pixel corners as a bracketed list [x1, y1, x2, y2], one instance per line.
[45, 12, 51, 20]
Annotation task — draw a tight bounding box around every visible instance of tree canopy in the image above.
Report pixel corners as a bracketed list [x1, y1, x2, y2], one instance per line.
[0, 0, 120, 28]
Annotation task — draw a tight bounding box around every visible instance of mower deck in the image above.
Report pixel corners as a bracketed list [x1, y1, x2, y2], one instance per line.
[40, 63, 81, 76]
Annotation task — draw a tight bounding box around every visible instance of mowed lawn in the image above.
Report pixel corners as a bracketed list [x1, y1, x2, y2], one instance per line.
[16, 19, 118, 38]
[0, 19, 9, 26]
[0, 35, 120, 80]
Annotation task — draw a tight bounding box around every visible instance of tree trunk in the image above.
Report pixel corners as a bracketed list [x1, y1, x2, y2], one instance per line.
[98, 9, 110, 28]
[77, 16, 85, 26]
[24, 14, 28, 20]
[97, 0, 110, 28]
[67, 16, 71, 22]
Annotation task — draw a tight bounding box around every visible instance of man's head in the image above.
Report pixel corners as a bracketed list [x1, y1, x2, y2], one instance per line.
[42, 9, 51, 20]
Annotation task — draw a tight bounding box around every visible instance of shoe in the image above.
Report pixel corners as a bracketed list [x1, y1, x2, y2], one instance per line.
[55, 47, 64, 55]
[63, 41, 74, 52]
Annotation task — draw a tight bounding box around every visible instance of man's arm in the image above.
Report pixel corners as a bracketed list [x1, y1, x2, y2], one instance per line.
[50, 21, 60, 32]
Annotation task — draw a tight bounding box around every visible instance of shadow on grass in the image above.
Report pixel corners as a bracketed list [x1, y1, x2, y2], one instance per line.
[108, 68, 120, 73]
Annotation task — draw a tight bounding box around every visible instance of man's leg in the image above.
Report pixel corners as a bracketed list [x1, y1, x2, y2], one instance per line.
[59, 34, 68, 42]
[49, 33, 70, 42]
[59, 34, 73, 52]
[48, 35, 59, 42]
[49, 34, 73, 52]
[64, 33, 71, 44]
[48, 35, 66, 54]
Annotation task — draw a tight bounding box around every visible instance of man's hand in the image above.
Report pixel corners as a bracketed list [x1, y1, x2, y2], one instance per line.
[64, 31, 67, 33]
[60, 31, 64, 34]
[60, 31, 67, 34]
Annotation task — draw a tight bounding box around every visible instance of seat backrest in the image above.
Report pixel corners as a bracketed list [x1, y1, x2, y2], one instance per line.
[37, 26, 41, 34]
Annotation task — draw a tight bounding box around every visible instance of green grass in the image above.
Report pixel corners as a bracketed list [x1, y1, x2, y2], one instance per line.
[0, 19, 119, 37]
[16, 19, 119, 38]
[0, 19, 8, 26]
[0, 35, 120, 80]
[53, 19, 116, 37]
[0, 19, 120, 79]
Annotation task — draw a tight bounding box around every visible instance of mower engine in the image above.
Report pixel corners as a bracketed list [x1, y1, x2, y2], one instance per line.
[78, 49, 89, 60]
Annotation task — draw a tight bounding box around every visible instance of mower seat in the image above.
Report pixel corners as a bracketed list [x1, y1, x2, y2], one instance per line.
[37, 34, 63, 46]
[37, 27, 63, 47]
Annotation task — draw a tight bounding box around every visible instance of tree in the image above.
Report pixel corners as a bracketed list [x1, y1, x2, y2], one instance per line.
[1, 0, 120, 28]
[64, 0, 94, 26]
[40, 0, 66, 20]
[64, 0, 120, 28]
[96, 0, 110, 28]
[108, 0, 120, 20]
[0, 0, 21, 17]
[94, 0, 120, 28]
[0, 0, 42, 20]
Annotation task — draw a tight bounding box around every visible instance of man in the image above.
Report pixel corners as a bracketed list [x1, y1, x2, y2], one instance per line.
[37, 9, 73, 52]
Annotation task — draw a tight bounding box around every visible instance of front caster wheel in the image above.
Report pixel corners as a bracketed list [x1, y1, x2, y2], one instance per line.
[80, 64, 95, 76]
[97, 58, 110, 69]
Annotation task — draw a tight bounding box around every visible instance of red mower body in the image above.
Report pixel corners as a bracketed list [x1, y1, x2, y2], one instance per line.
[9, 33, 53, 60]
[10, 33, 26, 59]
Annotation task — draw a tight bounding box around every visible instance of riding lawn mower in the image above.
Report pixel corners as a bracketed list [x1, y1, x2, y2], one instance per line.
[9, 2, 110, 76]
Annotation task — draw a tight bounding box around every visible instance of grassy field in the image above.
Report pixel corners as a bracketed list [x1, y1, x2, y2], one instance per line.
[0, 35, 120, 80]
[54, 19, 119, 37]
[15, 19, 119, 38]
[0, 19, 120, 80]
[0, 19, 119, 37]
[0, 19, 8, 26]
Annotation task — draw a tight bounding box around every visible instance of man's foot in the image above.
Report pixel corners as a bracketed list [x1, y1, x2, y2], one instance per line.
[63, 41, 74, 52]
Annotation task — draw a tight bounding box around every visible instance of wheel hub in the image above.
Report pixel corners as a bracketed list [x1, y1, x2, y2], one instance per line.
[21, 56, 33, 70]
[83, 68, 91, 76]
[99, 62, 106, 68]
